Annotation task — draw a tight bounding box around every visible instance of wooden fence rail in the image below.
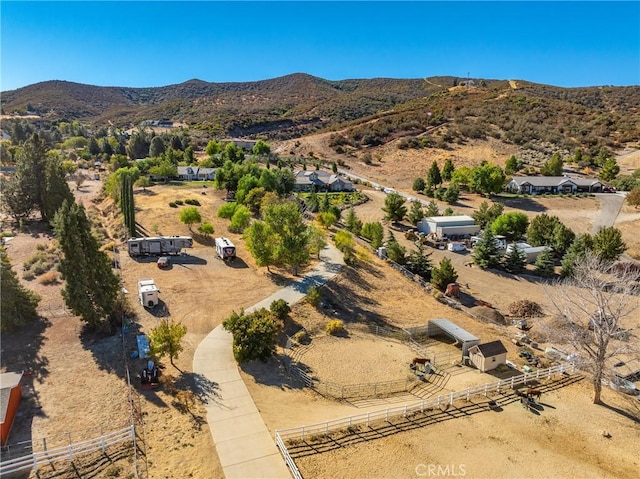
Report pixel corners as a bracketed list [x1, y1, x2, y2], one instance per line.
[276, 363, 576, 443]
[0, 425, 135, 476]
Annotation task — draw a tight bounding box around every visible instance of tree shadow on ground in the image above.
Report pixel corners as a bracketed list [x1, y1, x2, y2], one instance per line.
[79, 326, 128, 376]
[226, 257, 250, 269]
[240, 355, 307, 391]
[599, 400, 640, 424]
[493, 196, 548, 213]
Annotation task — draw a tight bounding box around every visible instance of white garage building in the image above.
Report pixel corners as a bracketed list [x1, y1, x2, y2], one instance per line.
[417, 215, 480, 238]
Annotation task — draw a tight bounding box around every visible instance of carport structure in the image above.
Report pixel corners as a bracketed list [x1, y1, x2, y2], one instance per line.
[426, 318, 481, 358]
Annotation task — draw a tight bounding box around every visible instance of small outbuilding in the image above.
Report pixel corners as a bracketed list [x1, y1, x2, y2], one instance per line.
[468, 340, 508, 372]
[426, 319, 481, 357]
[1, 371, 24, 446]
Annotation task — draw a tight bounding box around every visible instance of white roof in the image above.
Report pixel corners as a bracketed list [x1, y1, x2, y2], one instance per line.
[429, 318, 479, 343]
[425, 215, 475, 224]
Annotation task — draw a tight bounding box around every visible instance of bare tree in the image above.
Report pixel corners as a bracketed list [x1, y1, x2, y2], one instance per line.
[544, 253, 639, 404]
[73, 172, 88, 190]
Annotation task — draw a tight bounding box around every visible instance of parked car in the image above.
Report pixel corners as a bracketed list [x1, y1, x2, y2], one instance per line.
[157, 256, 170, 269]
[610, 376, 639, 395]
[447, 242, 467, 253]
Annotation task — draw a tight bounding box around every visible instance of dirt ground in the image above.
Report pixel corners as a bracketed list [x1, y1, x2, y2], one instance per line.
[2, 169, 639, 479]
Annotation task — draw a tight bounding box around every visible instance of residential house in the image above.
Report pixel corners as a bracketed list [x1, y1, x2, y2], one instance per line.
[176, 166, 215, 181]
[293, 170, 355, 192]
[468, 340, 508, 372]
[506, 176, 604, 195]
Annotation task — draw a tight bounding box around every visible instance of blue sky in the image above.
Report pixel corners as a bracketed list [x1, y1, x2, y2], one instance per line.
[1, 1, 639, 91]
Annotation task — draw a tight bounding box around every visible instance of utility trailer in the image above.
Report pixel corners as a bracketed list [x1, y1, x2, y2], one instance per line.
[127, 236, 193, 257]
[138, 279, 159, 308]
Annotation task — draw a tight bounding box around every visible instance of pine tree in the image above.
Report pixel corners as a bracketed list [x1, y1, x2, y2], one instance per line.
[534, 248, 555, 277]
[344, 206, 362, 236]
[408, 200, 425, 225]
[503, 245, 527, 274]
[0, 246, 41, 332]
[320, 192, 330, 213]
[43, 156, 74, 222]
[425, 200, 440, 217]
[427, 160, 442, 186]
[53, 201, 121, 332]
[472, 228, 502, 269]
[431, 257, 459, 291]
[442, 158, 455, 181]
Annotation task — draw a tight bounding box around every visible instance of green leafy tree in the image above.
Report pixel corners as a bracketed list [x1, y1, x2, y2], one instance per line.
[361, 222, 384, 249]
[236, 174, 260, 205]
[592, 226, 626, 262]
[270, 299, 291, 321]
[470, 163, 505, 196]
[243, 220, 277, 272]
[599, 158, 620, 182]
[0, 246, 41, 333]
[273, 168, 296, 196]
[382, 192, 407, 223]
[217, 202, 238, 219]
[504, 155, 522, 175]
[317, 211, 338, 229]
[252, 140, 271, 157]
[540, 153, 563, 176]
[53, 201, 121, 332]
[344, 206, 362, 236]
[472, 228, 502, 269]
[230, 205, 251, 233]
[527, 214, 574, 255]
[491, 212, 529, 241]
[221, 142, 245, 163]
[184, 145, 195, 164]
[149, 160, 177, 182]
[408, 200, 425, 226]
[425, 200, 440, 217]
[223, 308, 283, 363]
[307, 225, 328, 259]
[450, 166, 472, 189]
[263, 202, 310, 275]
[534, 248, 555, 277]
[502, 245, 527, 274]
[441, 158, 454, 182]
[306, 190, 320, 213]
[334, 230, 355, 263]
[206, 140, 221, 156]
[149, 319, 187, 367]
[412, 177, 426, 192]
[135, 175, 151, 191]
[472, 201, 504, 229]
[431, 257, 458, 291]
[179, 206, 202, 231]
[198, 221, 215, 237]
[245, 187, 267, 216]
[427, 160, 442, 187]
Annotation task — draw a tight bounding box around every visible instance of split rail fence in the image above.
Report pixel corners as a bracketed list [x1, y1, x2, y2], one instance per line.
[275, 363, 577, 478]
[0, 424, 135, 476]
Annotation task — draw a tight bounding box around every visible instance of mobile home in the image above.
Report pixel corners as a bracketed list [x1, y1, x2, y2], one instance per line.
[127, 236, 193, 256]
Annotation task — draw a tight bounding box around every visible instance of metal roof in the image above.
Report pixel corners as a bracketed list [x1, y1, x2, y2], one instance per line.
[424, 215, 475, 225]
[428, 318, 479, 343]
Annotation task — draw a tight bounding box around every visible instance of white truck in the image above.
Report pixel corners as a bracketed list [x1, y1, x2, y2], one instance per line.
[127, 236, 193, 257]
[138, 279, 159, 308]
[215, 237, 236, 262]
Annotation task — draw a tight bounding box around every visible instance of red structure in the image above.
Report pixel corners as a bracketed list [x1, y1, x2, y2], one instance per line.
[1, 372, 24, 446]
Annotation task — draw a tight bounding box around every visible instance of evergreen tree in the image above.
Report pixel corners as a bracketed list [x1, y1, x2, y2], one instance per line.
[0, 246, 41, 332]
[126, 133, 150, 160]
[540, 153, 563, 176]
[431, 257, 458, 291]
[88, 137, 101, 156]
[306, 190, 319, 213]
[425, 200, 440, 217]
[361, 222, 384, 249]
[427, 160, 442, 186]
[149, 136, 166, 158]
[382, 192, 407, 223]
[534, 248, 555, 277]
[472, 228, 502, 269]
[443, 183, 460, 204]
[408, 200, 425, 226]
[120, 172, 136, 237]
[406, 244, 433, 280]
[561, 233, 594, 277]
[412, 177, 426, 192]
[472, 201, 504, 229]
[592, 226, 626, 262]
[53, 201, 121, 332]
[344, 205, 363, 236]
[320, 192, 331, 213]
[43, 154, 74, 223]
[441, 158, 454, 181]
[502, 245, 527, 274]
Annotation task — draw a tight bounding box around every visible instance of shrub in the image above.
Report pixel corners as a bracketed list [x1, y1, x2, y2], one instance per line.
[270, 299, 291, 320]
[169, 202, 178, 208]
[38, 271, 59, 285]
[326, 319, 346, 336]
[174, 199, 184, 205]
[293, 329, 310, 345]
[306, 285, 321, 307]
[217, 202, 237, 219]
[185, 198, 201, 206]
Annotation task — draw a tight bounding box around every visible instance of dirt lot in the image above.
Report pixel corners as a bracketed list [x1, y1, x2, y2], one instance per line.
[2, 174, 639, 479]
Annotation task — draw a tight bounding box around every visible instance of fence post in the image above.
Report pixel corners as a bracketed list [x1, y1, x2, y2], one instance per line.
[449, 392, 454, 406]
[510, 377, 515, 389]
[68, 444, 74, 461]
[466, 388, 470, 401]
[367, 413, 370, 427]
[484, 384, 488, 397]
[421, 399, 424, 414]
[301, 426, 305, 442]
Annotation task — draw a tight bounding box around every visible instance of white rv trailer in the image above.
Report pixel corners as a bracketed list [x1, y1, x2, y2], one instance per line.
[127, 236, 193, 256]
[215, 237, 236, 262]
[138, 279, 159, 308]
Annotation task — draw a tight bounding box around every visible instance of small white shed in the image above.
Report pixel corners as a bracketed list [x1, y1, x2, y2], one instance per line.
[469, 340, 508, 372]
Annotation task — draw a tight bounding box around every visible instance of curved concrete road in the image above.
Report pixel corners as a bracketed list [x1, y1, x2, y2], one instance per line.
[193, 245, 344, 479]
[591, 192, 626, 234]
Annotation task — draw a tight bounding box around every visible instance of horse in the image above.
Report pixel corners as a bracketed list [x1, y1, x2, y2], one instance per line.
[526, 388, 542, 400]
[412, 357, 430, 366]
